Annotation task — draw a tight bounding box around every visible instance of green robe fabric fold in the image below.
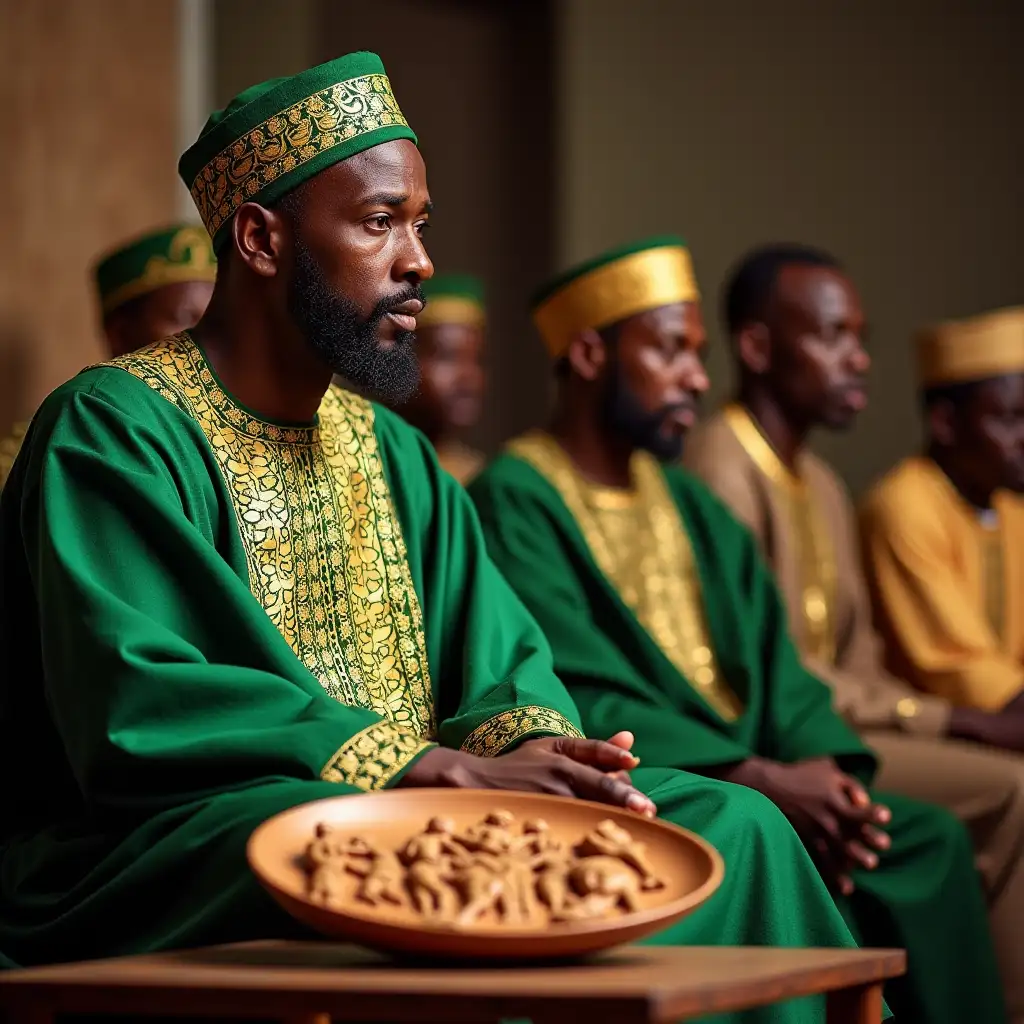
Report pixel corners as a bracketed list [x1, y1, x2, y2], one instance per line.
[471, 447, 1006, 1024]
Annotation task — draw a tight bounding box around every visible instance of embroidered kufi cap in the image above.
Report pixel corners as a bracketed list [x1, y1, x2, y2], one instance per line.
[418, 274, 486, 329]
[178, 51, 417, 251]
[531, 235, 699, 358]
[94, 224, 217, 317]
[917, 307, 1024, 387]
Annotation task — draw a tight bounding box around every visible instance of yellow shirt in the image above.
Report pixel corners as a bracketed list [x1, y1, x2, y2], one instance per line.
[859, 455, 1024, 710]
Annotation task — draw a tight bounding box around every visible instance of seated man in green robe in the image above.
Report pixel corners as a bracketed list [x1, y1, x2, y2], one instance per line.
[0, 223, 217, 488]
[469, 236, 1006, 1024]
[0, 56, 863, 1024]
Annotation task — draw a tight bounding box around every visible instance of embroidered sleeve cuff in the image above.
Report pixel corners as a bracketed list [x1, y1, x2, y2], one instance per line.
[459, 705, 584, 757]
[321, 721, 435, 791]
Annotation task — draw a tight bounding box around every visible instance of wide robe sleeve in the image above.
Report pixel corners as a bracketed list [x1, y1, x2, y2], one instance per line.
[860, 491, 1024, 711]
[373, 407, 585, 756]
[665, 472, 874, 777]
[14, 375, 436, 813]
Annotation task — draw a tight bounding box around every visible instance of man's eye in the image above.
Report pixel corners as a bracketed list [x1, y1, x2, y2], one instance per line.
[370, 215, 391, 230]
[416, 221, 431, 236]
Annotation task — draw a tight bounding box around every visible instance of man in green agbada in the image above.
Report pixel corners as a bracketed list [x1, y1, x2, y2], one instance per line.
[0, 56, 865, 1023]
[469, 237, 1007, 1024]
[0, 223, 216, 489]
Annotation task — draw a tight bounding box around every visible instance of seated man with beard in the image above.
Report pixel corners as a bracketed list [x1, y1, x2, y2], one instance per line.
[0, 63, 865, 1024]
[469, 236, 1006, 1024]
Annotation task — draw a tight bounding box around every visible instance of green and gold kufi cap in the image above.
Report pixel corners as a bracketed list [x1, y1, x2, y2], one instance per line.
[531, 235, 699, 358]
[916, 306, 1024, 388]
[93, 224, 217, 317]
[179, 51, 417, 251]
[419, 273, 486, 329]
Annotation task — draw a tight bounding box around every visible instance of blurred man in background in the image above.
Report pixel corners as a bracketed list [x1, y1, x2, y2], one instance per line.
[0, 223, 216, 487]
[399, 272, 486, 484]
[685, 247, 1024, 1022]
[861, 307, 1024, 712]
[470, 235, 1006, 1024]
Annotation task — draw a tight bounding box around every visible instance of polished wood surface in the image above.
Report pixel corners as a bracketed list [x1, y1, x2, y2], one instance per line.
[0, 940, 905, 1023]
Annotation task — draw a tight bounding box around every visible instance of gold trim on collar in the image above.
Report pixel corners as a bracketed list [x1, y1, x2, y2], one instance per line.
[509, 431, 742, 722]
[190, 74, 409, 241]
[534, 246, 699, 358]
[724, 403, 836, 664]
[103, 332, 436, 741]
[417, 296, 485, 330]
[102, 227, 217, 315]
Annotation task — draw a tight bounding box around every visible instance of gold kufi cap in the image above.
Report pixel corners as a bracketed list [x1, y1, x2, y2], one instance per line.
[532, 236, 699, 358]
[917, 306, 1024, 388]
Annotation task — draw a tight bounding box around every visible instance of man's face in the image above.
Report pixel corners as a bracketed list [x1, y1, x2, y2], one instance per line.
[282, 139, 434, 403]
[945, 374, 1024, 495]
[406, 322, 485, 436]
[104, 280, 214, 358]
[603, 301, 710, 461]
[762, 265, 870, 430]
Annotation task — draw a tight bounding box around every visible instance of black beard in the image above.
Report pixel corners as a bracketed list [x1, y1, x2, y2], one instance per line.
[287, 239, 422, 404]
[602, 366, 688, 462]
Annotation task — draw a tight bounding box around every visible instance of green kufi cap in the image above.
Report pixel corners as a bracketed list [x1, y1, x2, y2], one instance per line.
[178, 51, 417, 251]
[419, 273, 486, 329]
[93, 224, 217, 317]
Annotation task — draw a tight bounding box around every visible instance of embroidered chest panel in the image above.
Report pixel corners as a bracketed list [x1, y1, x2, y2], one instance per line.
[509, 432, 742, 722]
[107, 333, 436, 738]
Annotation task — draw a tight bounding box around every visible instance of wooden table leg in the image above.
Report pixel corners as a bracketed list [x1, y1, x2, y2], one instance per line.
[826, 982, 885, 1024]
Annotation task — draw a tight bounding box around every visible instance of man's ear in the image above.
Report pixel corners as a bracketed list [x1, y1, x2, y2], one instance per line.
[736, 321, 772, 375]
[928, 400, 957, 447]
[230, 202, 289, 278]
[566, 327, 609, 382]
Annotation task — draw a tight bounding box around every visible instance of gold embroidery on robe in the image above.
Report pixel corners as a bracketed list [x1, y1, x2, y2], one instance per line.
[460, 705, 584, 757]
[104, 334, 437, 756]
[724, 404, 837, 664]
[321, 721, 434, 791]
[510, 432, 743, 722]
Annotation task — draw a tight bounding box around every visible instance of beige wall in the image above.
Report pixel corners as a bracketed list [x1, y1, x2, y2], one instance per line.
[558, 0, 1024, 495]
[0, 0, 180, 432]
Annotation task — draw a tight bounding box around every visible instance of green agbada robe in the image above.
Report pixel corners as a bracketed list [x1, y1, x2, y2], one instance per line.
[0, 333, 860, 1024]
[470, 435, 1006, 1024]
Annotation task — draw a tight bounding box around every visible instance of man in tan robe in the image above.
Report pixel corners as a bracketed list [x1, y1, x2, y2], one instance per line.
[685, 243, 1024, 1023]
[861, 307, 1024, 711]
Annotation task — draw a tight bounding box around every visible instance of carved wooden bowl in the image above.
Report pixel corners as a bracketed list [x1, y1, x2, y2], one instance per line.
[247, 788, 724, 960]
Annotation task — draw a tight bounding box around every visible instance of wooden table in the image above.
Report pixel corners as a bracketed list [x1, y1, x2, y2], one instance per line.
[0, 940, 905, 1024]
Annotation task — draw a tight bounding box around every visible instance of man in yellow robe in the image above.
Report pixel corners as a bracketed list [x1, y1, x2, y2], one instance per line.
[685, 244, 1024, 1022]
[860, 306, 1024, 712]
[396, 272, 486, 484]
[0, 224, 216, 487]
